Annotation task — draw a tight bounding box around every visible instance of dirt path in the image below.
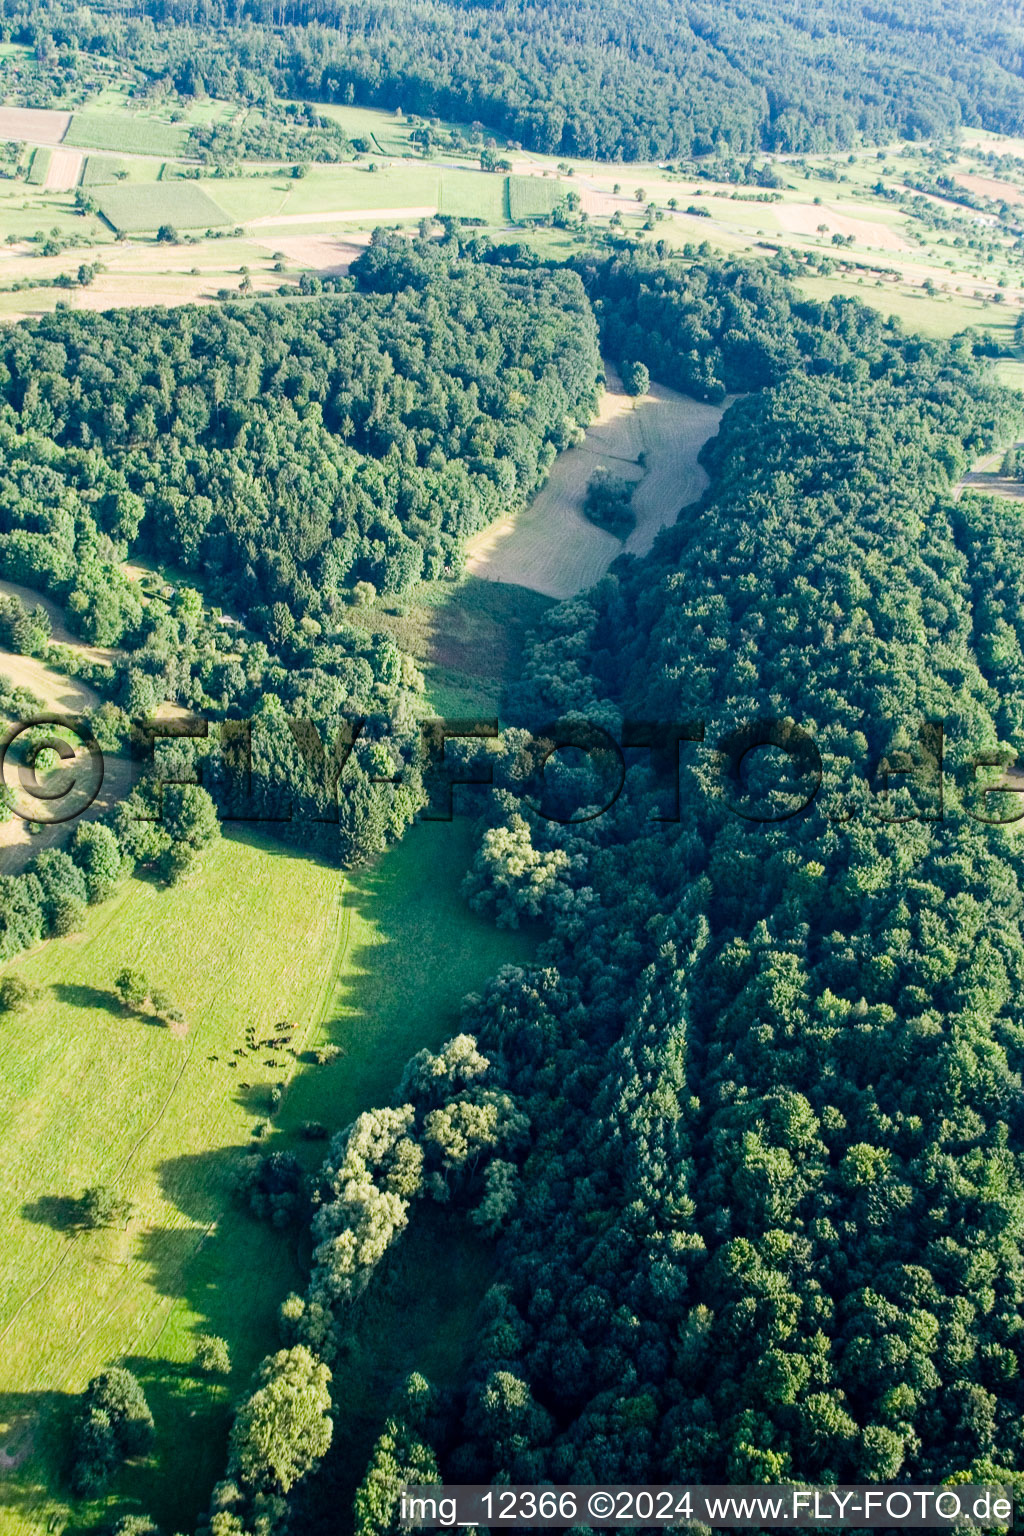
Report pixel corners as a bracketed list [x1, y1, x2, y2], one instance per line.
[43, 146, 83, 190]
[959, 443, 1024, 501]
[250, 233, 369, 271]
[246, 204, 436, 228]
[465, 366, 725, 599]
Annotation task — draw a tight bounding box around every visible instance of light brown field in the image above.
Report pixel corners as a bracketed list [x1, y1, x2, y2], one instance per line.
[774, 201, 911, 251]
[0, 579, 127, 871]
[250, 232, 369, 270]
[959, 443, 1024, 503]
[0, 107, 70, 145]
[954, 171, 1024, 206]
[465, 367, 725, 598]
[43, 147, 82, 191]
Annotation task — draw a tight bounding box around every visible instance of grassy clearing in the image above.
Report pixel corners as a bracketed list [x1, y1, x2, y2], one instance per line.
[355, 576, 554, 715]
[508, 174, 568, 220]
[24, 148, 50, 186]
[439, 168, 508, 221]
[65, 113, 187, 157]
[209, 163, 440, 224]
[0, 818, 533, 1534]
[97, 182, 230, 233]
[795, 272, 1019, 341]
[294, 1206, 496, 1528]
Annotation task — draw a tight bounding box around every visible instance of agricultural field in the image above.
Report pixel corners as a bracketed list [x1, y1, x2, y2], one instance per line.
[24, 149, 50, 187]
[508, 173, 569, 220]
[64, 113, 188, 157]
[96, 183, 231, 233]
[0, 818, 532, 1534]
[0, 108, 69, 145]
[466, 367, 725, 598]
[438, 168, 508, 221]
[80, 155, 117, 187]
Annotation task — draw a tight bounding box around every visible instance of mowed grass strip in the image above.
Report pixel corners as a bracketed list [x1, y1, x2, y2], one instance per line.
[25, 147, 51, 186]
[0, 819, 534, 1534]
[508, 173, 568, 220]
[65, 112, 188, 157]
[97, 182, 231, 232]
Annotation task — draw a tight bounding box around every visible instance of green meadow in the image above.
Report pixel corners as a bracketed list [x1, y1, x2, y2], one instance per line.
[0, 818, 533, 1534]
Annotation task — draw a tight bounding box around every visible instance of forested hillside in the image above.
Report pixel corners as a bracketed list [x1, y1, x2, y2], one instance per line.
[0, 240, 601, 920]
[179, 250, 1024, 1533]
[434, 268, 1024, 1488]
[6, 0, 1024, 157]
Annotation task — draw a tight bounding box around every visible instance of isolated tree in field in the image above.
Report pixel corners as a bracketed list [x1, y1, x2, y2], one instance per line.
[70, 1366, 153, 1493]
[0, 974, 39, 1013]
[150, 988, 185, 1028]
[156, 224, 179, 243]
[622, 360, 650, 402]
[115, 965, 149, 1010]
[81, 1184, 132, 1228]
[163, 784, 220, 853]
[195, 1333, 232, 1376]
[71, 822, 122, 904]
[228, 1345, 332, 1492]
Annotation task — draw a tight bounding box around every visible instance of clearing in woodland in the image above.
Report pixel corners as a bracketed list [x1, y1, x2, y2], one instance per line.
[465, 366, 726, 598]
[0, 819, 533, 1536]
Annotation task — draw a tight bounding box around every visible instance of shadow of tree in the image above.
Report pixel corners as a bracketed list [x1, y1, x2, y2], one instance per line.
[0, 1387, 76, 1529]
[19, 1193, 88, 1231]
[51, 981, 117, 1012]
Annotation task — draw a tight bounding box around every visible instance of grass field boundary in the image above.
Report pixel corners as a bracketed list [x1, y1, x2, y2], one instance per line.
[26, 147, 51, 185]
[65, 112, 188, 157]
[0, 1039, 194, 1350]
[96, 181, 231, 232]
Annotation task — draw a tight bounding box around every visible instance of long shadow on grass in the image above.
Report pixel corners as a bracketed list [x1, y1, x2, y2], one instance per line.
[52, 981, 119, 1013]
[110, 821, 532, 1530]
[0, 1387, 76, 1527]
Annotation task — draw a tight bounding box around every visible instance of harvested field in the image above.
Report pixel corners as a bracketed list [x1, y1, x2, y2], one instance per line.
[42, 146, 82, 190]
[465, 366, 725, 599]
[954, 172, 1024, 206]
[0, 107, 70, 144]
[959, 444, 1024, 502]
[250, 232, 369, 270]
[774, 201, 912, 250]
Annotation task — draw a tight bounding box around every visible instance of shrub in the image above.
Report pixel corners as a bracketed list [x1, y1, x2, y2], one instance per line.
[195, 1333, 232, 1376]
[583, 468, 636, 540]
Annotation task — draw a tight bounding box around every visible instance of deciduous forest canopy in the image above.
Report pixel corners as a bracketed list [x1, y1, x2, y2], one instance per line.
[8, 0, 1024, 1525]
[6, 0, 1024, 157]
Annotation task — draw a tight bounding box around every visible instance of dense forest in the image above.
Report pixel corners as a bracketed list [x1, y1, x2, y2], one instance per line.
[0, 239, 601, 940]
[5, 0, 1024, 157]
[161, 246, 1024, 1533]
